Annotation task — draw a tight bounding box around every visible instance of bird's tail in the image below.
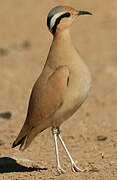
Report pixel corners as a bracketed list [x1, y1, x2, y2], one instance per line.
[12, 123, 31, 151]
[12, 122, 44, 151]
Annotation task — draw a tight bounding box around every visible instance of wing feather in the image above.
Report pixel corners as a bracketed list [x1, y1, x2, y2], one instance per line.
[26, 65, 69, 127]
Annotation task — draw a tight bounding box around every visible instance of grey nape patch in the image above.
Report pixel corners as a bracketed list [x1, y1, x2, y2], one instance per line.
[47, 6, 65, 29]
[48, 6, 65, 19]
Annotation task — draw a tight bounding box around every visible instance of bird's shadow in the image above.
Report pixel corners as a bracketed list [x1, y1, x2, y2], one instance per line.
[0, 157, 47, 173]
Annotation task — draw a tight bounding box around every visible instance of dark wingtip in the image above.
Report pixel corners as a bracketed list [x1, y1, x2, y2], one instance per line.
[12, 142, 16, 148]
[12, 136, 26, 148]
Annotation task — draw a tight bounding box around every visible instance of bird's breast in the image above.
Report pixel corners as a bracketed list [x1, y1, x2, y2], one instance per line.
[65, 65, 91, 109]
[52, 62, 92, 127]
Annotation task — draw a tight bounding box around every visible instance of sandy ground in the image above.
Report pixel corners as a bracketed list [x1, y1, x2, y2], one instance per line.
[0, 0, 117, 179]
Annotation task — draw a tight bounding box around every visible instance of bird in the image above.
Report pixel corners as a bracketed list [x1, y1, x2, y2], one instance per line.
[12, 5, 92, 174]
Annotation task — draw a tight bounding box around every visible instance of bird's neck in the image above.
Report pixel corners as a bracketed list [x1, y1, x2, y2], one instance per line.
[53, 29, 72, 46]
[47, 28, 82, 70]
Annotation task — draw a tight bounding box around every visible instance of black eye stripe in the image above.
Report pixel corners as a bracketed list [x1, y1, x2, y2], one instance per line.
[51, 12, 71, 34]
[60, 12, 71, 18]
[47, 12, 71, 34]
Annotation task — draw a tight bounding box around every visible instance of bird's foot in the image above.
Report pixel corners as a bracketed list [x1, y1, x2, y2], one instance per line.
[57, 166, 66, 174]
[71, 163, 84, 172]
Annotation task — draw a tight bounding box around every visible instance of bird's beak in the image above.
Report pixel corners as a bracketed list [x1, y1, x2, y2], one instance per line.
[78, 10, 92, 16]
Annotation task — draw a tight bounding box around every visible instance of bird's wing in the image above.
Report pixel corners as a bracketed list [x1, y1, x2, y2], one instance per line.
[12, 65, 69, 150]
[27, 65, 69, 126]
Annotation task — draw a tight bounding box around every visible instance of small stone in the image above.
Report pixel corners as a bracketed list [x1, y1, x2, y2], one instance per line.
[0, 140, 5, 145]
[109, 161, 116, 166]
[100, 152, 104, 159]
[14, 40, 31, 51]
[97, 135, 107, 141]
[0, 112, 12, 119]
[86, 112, 90, 116]
[0, 47, 9, 56]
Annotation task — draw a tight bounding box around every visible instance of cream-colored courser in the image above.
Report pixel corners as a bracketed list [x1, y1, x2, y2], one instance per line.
[12, 6, 92, 174]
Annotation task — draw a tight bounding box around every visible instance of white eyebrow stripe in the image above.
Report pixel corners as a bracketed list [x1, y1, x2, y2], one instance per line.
[50, 12, 64, 30]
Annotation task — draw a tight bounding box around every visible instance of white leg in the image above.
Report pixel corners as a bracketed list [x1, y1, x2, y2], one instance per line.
[58, 133, 84, 172]
[52, 128, 66, 174]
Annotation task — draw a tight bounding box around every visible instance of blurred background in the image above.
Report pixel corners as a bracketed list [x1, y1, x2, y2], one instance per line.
[0, 0, 117, 179]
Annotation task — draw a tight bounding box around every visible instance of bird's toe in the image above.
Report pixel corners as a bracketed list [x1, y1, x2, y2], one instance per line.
[57, 166, 66, 174]
[71, 163, 84, 172]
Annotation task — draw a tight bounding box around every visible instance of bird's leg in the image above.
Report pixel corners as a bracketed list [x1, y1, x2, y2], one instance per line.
[52, 128, 66, 174]
[58, 133, 84, 172]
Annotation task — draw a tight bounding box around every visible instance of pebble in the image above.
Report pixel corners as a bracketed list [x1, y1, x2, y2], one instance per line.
[97, 135, 107, 141]
[0, 111, 12, 121]
[0, 139, 5, 145]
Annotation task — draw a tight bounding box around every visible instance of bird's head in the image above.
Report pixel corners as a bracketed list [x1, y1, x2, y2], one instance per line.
[47, 6, 92, 35]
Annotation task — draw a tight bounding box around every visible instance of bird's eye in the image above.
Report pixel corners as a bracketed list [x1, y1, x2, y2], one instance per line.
[65, 12, 71, 17]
